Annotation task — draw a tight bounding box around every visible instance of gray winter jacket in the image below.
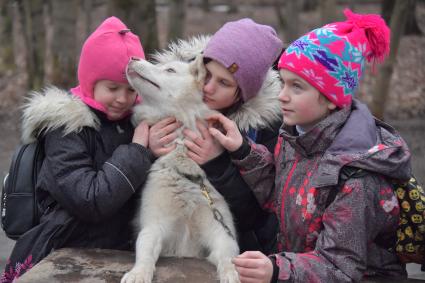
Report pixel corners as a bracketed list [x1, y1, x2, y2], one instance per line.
[233, 100, 411, 282]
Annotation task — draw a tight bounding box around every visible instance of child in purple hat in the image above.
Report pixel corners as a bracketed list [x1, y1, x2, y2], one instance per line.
[2, 17, 158, 282]
[150, 18, 284, 254]
[204, 9, 412, 283]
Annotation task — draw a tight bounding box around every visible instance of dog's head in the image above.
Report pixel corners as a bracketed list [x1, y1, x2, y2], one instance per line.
[126, 55, 206, 107]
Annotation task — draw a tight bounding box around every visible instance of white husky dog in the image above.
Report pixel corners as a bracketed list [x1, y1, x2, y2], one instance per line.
[121, 54, 240, 283]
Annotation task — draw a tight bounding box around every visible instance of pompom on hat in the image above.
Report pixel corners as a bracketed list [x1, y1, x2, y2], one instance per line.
[203, 18, 283, 102]
[71, 17, 145, 114]
[278, 9, 390, 108]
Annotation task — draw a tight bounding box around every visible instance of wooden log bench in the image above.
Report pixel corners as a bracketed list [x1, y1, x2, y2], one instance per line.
[17, 248, 424, 283]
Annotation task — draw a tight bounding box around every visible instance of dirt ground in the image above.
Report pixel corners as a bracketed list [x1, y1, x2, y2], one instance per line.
[0, 1, 424, 278]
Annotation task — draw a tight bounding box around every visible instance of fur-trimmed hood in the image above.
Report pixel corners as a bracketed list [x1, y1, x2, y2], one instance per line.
[152, 35, 282, 133]
[21, 86, 99, 144]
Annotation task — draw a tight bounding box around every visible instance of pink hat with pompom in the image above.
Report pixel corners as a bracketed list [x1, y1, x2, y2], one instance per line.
[71, 17, 145, 114]
[278, 9, 390, 108]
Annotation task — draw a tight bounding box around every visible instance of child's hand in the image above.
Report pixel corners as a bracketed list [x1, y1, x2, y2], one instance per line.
[183, 120, 224, 165]
[149, 117, 181, 157]
[207, 113, 243, 152]
[232, 251, 274, 283]
[132, 121, 149, 147]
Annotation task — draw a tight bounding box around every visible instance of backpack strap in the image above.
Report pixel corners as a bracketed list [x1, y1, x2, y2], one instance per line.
[325, 167, 367, 207]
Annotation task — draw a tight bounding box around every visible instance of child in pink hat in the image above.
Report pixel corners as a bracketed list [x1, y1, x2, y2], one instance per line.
[203, 10, 412, 282]
[2, 17, 156, 282]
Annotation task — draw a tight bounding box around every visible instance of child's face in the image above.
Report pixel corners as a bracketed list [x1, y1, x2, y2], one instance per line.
[278, 69, 336, 130]
[93, 80, 137, 121]
[203, 60, 239, 110]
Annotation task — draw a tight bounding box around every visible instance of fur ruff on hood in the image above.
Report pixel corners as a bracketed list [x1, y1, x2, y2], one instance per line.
[152, 35, 282, 133]
[21, 86, 99, 144]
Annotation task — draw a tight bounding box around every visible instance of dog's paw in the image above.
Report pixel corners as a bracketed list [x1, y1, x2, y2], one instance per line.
[121, 268, 153, 283]
[219, 266, 240, 283]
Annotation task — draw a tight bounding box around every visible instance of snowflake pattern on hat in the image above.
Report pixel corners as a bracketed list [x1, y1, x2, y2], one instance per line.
[278, 9, 390, 108]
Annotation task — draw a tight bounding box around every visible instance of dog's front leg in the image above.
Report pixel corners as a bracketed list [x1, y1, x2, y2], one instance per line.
[197, 207, 240, 283]
[121, 224, 165, 283]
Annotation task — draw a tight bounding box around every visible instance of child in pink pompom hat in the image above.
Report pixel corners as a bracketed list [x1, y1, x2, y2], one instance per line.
[203, 9, 413, 282]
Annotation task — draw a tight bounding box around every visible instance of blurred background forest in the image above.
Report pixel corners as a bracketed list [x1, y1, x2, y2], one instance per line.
[0, 0, 424, 119]
[0, 0, 424, 278]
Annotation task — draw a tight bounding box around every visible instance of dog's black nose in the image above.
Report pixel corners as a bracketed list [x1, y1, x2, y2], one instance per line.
[131, 57, 141, 61]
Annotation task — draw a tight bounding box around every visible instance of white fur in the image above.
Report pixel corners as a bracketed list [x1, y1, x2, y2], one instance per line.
[121, 56, 240, 283]
[151, 35, 211, 64]
[152, 35, 282, 133]
[21, 86, 99, 144]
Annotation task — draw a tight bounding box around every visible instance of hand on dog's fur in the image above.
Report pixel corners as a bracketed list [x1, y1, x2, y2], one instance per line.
[184, 120, 224, 165]
[132, 121, 149, 147]
[207, 113, 243, 152]
[149, 117, 181, 157]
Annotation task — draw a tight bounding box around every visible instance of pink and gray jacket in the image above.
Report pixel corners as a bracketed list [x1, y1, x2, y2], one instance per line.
[233, 100, 411, 282]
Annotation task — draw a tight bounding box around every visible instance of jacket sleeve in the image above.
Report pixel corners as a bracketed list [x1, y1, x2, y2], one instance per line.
[41, 128, 154, 223]
[201, 124, 281, 231]
[271, 175, 400, 282]
[202, 153, 268, 231]
[232, 142, 277, 208]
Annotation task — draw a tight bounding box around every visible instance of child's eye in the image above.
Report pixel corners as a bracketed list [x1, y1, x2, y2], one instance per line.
[108, 86, 118, 91]
[220, 80, 230, 87]
[128, 87, 135, 92]
[293, 83, 302, 90]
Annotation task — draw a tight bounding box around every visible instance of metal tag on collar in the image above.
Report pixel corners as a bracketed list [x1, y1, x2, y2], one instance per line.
[200, 184, 213, 206]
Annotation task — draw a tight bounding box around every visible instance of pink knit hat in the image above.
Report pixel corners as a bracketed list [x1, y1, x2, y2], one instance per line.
[278, 9, 390, 108]
[204, 18, 283, 102]
[71, 17, 145, 113]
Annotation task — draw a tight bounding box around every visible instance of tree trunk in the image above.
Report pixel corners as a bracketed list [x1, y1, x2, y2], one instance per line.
[0, 0, 14, 73]
[227, 0, 238, 14]
[201, 0, 209, 12]
[302, 0, 318, 12]
[319, 0, 337, 26]
[274, 0, 285, 36]
[11, 0, 28, 88]
[22, 0, 45, 89]
[371, 0, 410, 120]
[167, 0, 185, 44]
[284, 0, 301, 42]
[43, 0, 54, 84]
[404, 0, 422, 35]
[382, 0, 421, 35]
[381, 0, 394, 25]
[109, 0, 159, 58]
[48, 0, 78, 88]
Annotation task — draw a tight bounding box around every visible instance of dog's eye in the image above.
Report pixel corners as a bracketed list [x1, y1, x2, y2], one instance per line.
[165, 68, 176, 73]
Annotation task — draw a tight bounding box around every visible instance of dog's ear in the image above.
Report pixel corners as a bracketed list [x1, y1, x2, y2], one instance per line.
[189, 54, 206, 90]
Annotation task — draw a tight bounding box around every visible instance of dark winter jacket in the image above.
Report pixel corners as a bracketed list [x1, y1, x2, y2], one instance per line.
[153, 35, 284, 254]
[1, 87, 154, 282]
[233, 100, 411, 282]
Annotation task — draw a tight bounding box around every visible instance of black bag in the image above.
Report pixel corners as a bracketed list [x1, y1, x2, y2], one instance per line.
[1, 129, 95, 240]
[1, 141, 44, 240]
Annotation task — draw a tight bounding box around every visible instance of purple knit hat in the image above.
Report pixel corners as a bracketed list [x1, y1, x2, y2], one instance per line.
[203, 18, 283, 102]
